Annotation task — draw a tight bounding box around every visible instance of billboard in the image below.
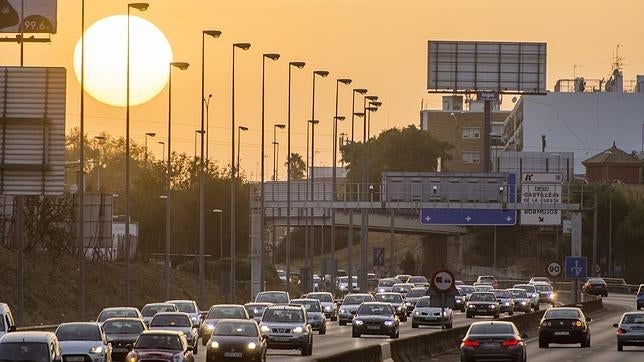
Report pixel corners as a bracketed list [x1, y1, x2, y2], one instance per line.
[427, 40, 547, 94]
[0, 0, 57, 34]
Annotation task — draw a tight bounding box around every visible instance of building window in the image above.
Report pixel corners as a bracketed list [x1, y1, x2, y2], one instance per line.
[462, 127, 481, 139]
[462, 152, 481, 164]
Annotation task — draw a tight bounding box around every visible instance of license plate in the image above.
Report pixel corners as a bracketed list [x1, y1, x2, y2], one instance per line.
[481, 343, 498, 348]
[477, 309, 487, 312]
[554, 331, 570, 335]
[367, 325, 380, 330]
[273, 337, 290, 342]
[66, 357, 85, 362]
[113, 348, 128, 353]
[224, 352, 243, 358]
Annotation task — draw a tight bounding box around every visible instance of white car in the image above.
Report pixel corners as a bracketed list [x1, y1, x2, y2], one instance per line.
[55, 322, 112, 362]
[411, 296, 453, 329]
[166, 300, 203, 328]
[149, 312, 200, 354]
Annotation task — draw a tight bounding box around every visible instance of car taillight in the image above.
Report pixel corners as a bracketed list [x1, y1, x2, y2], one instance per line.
[573, 320, 584, 328]
[617, 328, 627, 335]
[463, 339, 480, 347]
[502, 339, 519, 347]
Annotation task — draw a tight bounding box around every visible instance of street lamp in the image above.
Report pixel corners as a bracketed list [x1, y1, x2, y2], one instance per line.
[144, 132, 156, 163]
[158, 141, 165, 162]
[79, 0, 88, 320]
[286, 61, 305, 295]
[212, 209, 223, 259]
[237, 126, 249, 174]
[94, 136, 106, 191]
[199, 29, 221, 310]
[273, 124, 286, 181]
[260, 53, 280, 293]
[165, 60, 190, 301]
[124, 1, 149, 306]
[230, 42, 250, 303]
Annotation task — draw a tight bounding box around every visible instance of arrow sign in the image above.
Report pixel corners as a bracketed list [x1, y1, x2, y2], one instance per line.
[564, 256, 587, 279]
[420, 208, 517, 226]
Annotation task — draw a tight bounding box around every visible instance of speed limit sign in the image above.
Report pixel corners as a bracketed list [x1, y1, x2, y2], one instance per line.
[546, 261, 562, 278]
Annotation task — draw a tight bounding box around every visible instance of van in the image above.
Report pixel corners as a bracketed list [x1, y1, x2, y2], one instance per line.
[0, 303, 16, 338]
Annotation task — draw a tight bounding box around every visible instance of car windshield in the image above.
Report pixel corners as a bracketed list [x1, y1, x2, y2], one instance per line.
[134, 334, 182, 350]
[0, 318, 4, 331]
[478, 277, 496, 283]
[207, 307, 246, 319]
[474, 286, 492, 292]
[142, 305, 175, 317]
[214, 322, 258, 337]
[492, 290, 511, 298]
[392, 285, 412, 292]
[534, 285, 553, 292]
[244, 305, 265, 317]
[98, 309, 138, 322]
[150, 315, 191, 327]
[378, 279, 395, 287]
[406, 289, 426, 298]
[469, 324, 514, 334]
[56, 324, 101, 341]
[358, 304, 392, 315]
[469, 293, 496, 302]
[292, 301, 320, 312]
[344, 295, 372, 304]
[460, 286, 475, 294]
[307, 294, 332, 303]
[588, 279, 605, 284]
[514, 285, 536, 293]
[509, 290, 528, 298]
[173, 303, 196, 314]
[545, 309, 581, 319]
[0, 342, 50, 362]
[103, 320, 145, 334]
[375, 294, 403, 303]
[415, 297, 431, 308]
[622, 314, 644, 324]
[409, 276, 427, 283]
[256, 293, 289, 304]
[262, 309, 303, 323]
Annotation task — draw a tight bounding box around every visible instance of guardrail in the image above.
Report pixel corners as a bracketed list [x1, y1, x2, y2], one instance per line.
[16, 324, 58, 332]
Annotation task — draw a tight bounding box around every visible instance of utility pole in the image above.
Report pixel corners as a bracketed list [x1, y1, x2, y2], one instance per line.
[592, 192, 598, 276]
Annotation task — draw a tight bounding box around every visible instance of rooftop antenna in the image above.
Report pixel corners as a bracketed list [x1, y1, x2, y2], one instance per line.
[573, 64, 581, 78]
[613, 44, 624, 71]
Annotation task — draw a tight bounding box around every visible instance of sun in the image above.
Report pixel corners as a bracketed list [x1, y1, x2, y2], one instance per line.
[73, 15, 173, 107]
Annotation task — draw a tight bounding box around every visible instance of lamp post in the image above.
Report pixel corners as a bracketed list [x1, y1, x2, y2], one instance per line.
[158, 141, 165, 162]
[144, 132, 156, 163]
[260, 53, 280, 292]
[212, 209, 223, 259]
[199, 29, 221, 310]
[194, 130, 206, 159]
[124, 2, 149, 306]
[273, 124, 286, 181]
[78, 0, 88, 320]
[237, 126, 249, 174]
[331, 78, 351, 292]
[165, 61, 190, 301]
[93, 136, 106, 191]
[286, 61, 305, 295]
[230, 42, 251, 303]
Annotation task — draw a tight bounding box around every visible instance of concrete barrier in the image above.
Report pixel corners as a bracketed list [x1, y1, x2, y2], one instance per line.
[311, 343, 382, 362]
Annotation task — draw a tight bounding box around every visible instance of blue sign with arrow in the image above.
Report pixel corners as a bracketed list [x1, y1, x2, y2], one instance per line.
[564, 256, 587, 279]
[420, 208, 516, 225]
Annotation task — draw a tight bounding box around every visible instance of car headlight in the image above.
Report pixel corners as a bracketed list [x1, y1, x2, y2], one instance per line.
[414, 311, 421, 316]
[324, 306, 332, 311]
[520, 301, 527, 305]
[456, 299, 462, 303]
[247, 342, 257, 350]
[378, 288, 385, 293]
[126, 355, 137, 362]
[205, 323, 214, 331]
[468, 304, 475, 309]
[396, 306, 402, 311]
[260, 325, 270, 333]
[384, 320, 395, 326]
[489, 305, 496, 308]
[354, 320, 364, 325]
[340, 286, 347, 290]
[89, 346, 103, 354]
[293, 327, 304, 334]
[504, 302, 510, 306]
[340, 309, 346, 314]
[210, 341, 220, 349]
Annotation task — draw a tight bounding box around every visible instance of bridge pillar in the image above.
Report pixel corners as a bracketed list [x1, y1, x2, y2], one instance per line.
[446, 234, 464, 277]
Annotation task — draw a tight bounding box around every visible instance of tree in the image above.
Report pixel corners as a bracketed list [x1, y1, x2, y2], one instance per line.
[615, 202, 644, 282]
[340, 125, 452, 183]
[286, 153, 306, 180]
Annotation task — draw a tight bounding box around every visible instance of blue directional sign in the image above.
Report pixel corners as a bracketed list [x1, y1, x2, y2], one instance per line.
[564, 256, 588, 279]
[420, 208, 516, 225]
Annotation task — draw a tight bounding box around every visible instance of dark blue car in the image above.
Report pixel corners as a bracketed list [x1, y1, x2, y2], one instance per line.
[637, 284, 644, 310]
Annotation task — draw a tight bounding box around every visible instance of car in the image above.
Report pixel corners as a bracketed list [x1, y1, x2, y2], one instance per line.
[102, 318, 146, 362]
[460, 321, 527, 362]
[637, 284, 644, 310]
[125, 330, 194, 362]
[465, 292, 500, 319]
[200, 304, 249, 345]
[538, 307, 591, 348]
[459, 285, 476, 301]
[474, 285, 493, 293]
[411, 296, 453, 329]
[244, 302, 273, 324]
[375, 278, 397, 293]
[351, 302, 400, 339]
[533, 282, 556, 306]
[206, 319, 267, 361]
[97, 307, 143, 324]
[408, 275, 430, 288]
[255, 291, 290, 305]
[391, 283, 414, 297]
[613, 311, 644, 351]
[0, 331, 63, 362]
[403, 287, 427, 315]
[258, 305, 313, 356]
[338, 293, 375, 326]
[475, 275, 499, 288]
[374, 292, 408, 322]
[512, 284, 540, 311]
[507, 288, 532, 313]
[149, 312, 200, 354]
[529, 276, 553, 284]
[491, 289, 515, 315]
[290, 299, 327, 334]
[582, 278, 608, 297]
[337, 276, 359, 294]
[305, 292, 337, 321]
[55, 322, 112, 362]
[276, 269, 287, 284]
[455, 280, 465, 286]
[454, 287, 466, 312]
[141, 303, 178, 326]
[0, 303, 16, 339]
[394, 274, 411, 283]
[165, 300, 203, 329]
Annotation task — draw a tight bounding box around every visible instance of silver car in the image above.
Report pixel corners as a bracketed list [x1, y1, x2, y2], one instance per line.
[259, 305, 313, 356]
[376, 278, 397, 293]
[290, 299, 327, 334]
[96, 307, 142, 325]
[513, 284, 540, 311]
[141, 303, 178, 326]
[338, 293, 374, 326]
[411, 296, 453, 329]
[166, 300, 202, 329]
[614, 312, 644, 351]
[55, 322, 112, 362]
[0, 332, 63, 362]
[306, 292, 337, 321]
[149, 312, 200, 354]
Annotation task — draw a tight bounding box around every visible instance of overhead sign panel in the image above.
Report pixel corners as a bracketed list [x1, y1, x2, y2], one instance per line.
[0, 0, 57, 34]
[522, 172, 562, 183]
[427, 40, 547, 94]
[521, 184, 561, 225]
[420, 208, 516, 226]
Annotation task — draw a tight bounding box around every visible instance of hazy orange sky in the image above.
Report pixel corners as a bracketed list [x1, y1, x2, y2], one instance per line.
[1, 0, 643, 180]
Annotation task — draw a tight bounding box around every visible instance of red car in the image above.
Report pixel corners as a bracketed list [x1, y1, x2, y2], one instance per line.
[582, 278, 608, 297]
